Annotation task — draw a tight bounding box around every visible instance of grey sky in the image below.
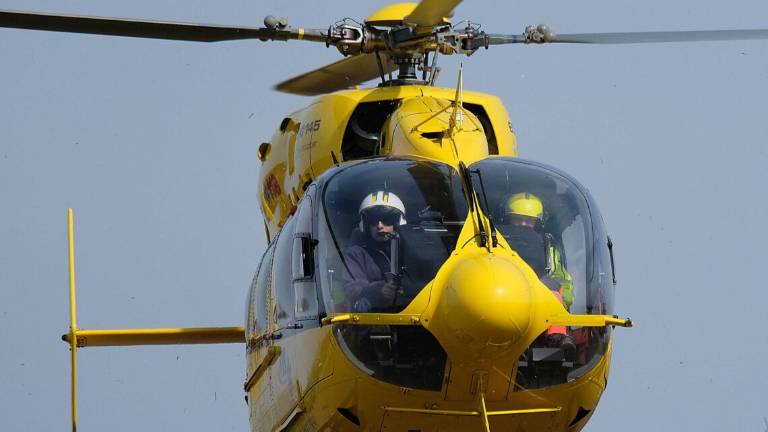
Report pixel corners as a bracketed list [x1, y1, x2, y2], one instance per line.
[1, 1, 767, 431]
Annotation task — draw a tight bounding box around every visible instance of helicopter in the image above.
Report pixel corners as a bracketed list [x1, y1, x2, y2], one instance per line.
[2, 1, 768, 431]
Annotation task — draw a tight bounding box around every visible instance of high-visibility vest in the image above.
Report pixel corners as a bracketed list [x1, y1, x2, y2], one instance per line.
[546, 240, 574, 310]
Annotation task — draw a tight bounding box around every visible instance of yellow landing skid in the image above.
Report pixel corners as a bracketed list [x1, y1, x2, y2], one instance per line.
[384, 393, 561, 432]
[64, 209, 244, 432]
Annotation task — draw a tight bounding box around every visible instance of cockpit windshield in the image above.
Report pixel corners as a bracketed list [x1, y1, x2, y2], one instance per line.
[314, 157, 615, 391]
[316, 158, 467, 390]
[318, 158, 469, 315]
[469, 157, 616, 389]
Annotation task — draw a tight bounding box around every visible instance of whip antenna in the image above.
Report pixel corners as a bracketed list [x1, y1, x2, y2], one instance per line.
[449, 63, 464, 135]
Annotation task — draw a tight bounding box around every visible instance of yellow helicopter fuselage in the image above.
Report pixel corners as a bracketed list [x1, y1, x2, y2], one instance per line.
[247, 84, 621, 431]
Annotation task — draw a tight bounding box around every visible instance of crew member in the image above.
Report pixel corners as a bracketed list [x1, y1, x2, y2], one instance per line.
[343, 191, 406, 312]
[499, 192, 576, 357]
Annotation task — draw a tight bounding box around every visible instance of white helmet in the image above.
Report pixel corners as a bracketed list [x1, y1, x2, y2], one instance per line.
[358, 191, 407, 231]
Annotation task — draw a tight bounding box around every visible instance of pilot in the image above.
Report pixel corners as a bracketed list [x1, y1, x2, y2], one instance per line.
[499, 192, 576, 356]
[342, 191, 407, 313]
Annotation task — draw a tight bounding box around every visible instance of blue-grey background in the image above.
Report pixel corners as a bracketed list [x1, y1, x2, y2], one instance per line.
[1, 1, 767, 431]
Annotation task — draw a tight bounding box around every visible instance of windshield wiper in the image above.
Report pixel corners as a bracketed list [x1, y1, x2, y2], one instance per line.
[459, 162, 487, 247]
[471, 168, 499, 247]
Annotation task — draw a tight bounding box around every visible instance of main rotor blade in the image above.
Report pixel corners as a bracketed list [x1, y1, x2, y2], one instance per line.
[488, 29, 768, 45]
[0, 9, 279, 42]
[405, 0, 462, 27]
[554, 29, 768, 44]
[275, 52, 396, 96]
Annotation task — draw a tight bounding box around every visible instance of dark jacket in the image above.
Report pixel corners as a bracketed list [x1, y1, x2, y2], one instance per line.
[342, 239, 391, 308]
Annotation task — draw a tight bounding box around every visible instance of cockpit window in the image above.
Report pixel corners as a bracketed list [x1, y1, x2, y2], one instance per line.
[318, 158, 469, 315]
[469, 157, 615, 389]
[315, 158, 465, 391]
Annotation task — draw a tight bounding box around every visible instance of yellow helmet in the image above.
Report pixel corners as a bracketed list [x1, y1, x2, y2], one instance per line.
[505, 192, 544, 220]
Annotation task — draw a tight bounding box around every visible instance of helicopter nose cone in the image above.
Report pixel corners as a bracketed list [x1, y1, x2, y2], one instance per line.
[429, 254, 534, 361]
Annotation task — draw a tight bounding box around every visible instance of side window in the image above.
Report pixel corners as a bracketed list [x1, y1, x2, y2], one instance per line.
[292, 190, 319, 320]
[273, 217, 297, 327]
[246, 243, 275, 352]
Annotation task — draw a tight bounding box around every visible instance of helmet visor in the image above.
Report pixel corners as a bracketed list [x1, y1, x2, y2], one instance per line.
[506, 214, 540, 229]
[362, 206, 401, 226]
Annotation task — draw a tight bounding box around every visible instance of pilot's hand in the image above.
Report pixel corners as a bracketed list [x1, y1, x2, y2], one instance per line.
[381, 282, 397, 301]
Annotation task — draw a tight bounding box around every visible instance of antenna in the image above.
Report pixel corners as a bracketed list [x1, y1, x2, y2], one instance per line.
[67, 208, 78, 432]
[449, 63, 464, 136]
[443, 63, 465, 160]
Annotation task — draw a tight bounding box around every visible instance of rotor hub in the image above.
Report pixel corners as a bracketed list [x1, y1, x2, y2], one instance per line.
[393, 53, 423, 80]
[376, 52, 428, 87]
